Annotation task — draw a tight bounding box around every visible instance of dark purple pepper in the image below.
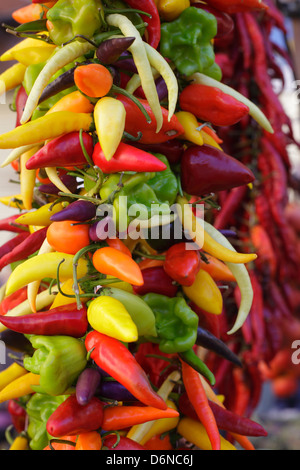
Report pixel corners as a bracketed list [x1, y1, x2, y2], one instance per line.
[97, 37, 136, 64]
[99, 380, 138, 402]
[113, 52, 138, 73]
[76, 368, 102, 406]
[135, 76, 168, 102]
[38, 67, 76, 104]
[38, 175, 78, 195]
[219, 229, 238, 238]
[130, 140, 184, 165]
[50, 200, 96, 222]
[89, 216, 115, 242]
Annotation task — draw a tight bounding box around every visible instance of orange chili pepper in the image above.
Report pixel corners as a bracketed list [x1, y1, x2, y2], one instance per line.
[101, 405, 179, 431]
[138, 258, 165, 270]
[12, 2, 56, 24]
[106, 238, 132, 258]
[199, 254, 236, 282]
[75, 432, 102, 450]
[43, 435, 77, 451]
[46, 91, 94, 115]
[92, 247, 144, 286]
[202, 125, 223, 144]
[144, 434, 173, 450]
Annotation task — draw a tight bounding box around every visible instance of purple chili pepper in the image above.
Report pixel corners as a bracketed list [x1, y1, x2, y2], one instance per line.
[130, 140, 185, 165]
[38, 175, 78, 195]
[50, 200, 96, 222]
[113, 52, 138, 73]
[219, 229, 238, 238]
[96, 37, 136, 65]
[99, 380, 138, 402]
[76, 368, 102, 406]
[89, 216, 116, 242]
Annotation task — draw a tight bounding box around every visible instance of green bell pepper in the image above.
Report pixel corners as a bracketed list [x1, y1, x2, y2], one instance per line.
[23, 335, 87, 396]
[142, 293, 199, 354]
[160, 7, 221, 79]
[47, 0, 104, 46]
[26, 393, 67, 450]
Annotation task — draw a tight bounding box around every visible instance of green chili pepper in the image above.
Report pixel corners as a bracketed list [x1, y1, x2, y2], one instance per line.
[142, 293, 199, 354]
[179, 349, 215, 386]
[47, 0, 104, 46]
[160, 7, 221, 79]
[26, 393, 67, 450]
[23, 335, 87, 396]
[101, 286, 157, 337]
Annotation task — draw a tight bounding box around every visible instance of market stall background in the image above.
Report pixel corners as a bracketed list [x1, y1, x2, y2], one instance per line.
[0, 0, 300, 450]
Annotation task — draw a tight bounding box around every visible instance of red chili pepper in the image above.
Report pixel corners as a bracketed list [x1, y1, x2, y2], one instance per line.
[92, 141, 167, 173]
[135, 342, 177, 388]
[250, 224, 277, 279]
[0, 232, 29, 261]
[163, 243, 201, 287]
[0, 303, 88, 338]
[0, 287, 28, 316]
[25, 131, 94, 170]
[101, 405, 179, 431]
[103, 435, 146, 450]
[125, 0, 161, 49]
[204, 0, 268, 13]
[133, 266, 179, 297]
[116, 94, 184, 144]
[8, 399, 27, 433]
[179, 84, 250, 127]
[214, 186, 248, 230]
[0, 227, 47, 271]
[0, 214, 28, 233]
[85, 331, 167, 410]
[180, 360, 221, 450]
[46, 395, 104, 437]
[15, 86, 28, 128]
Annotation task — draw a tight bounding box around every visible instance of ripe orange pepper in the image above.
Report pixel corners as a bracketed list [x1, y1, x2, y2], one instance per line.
[199, 254, 236, 282]
[106, 238, 132, 258]
[12, 2, 56, 24]
[92, 247, 144, 286]
[47, 220, 90, 255]
[46, 91, 94, 115]
[43, 435, 76, 450]
[75, 432, 102, 450]
[74, 64, 113, 98]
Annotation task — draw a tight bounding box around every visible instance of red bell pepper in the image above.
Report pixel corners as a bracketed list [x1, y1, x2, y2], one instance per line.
[163, 243, 201, 287]
[116, 94, 184, 144]
[0, 214, 28, 233]
[103, 435, 146, 450]
[7, 399, 27, 433]
[179, 83, 250, 127]
[0, 227, 47, 271]
[125, 0, 161, 49]
[133, 266, 179, 297]
[204, 0, 268, 13]
[85, 331, 167, 410]
[25, 131, 94, 170]
[0, 303, 88, 338]
[92, 141, 167, 173]
[46, 395, 104, 437]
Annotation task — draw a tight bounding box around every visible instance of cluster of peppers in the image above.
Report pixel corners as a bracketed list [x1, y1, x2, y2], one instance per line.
[0, 0, 291, 452]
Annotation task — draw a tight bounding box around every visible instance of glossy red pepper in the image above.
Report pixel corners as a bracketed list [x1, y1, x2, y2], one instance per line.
[130, 140, 184, 165]
[116, 94, 184, 144]
[125, 0, 161, 49]
[0, 214, 28, 233]
[179, 84, 250, 127]
[103, 435, 146, 450]
[191, 3, 234, 38]
[8, 399, 27, 433]
[204, 0, 268, 13]
[15, 86, 28, 128]
[0, 303, 88, 338]
[92, 141, 167, 173]
[163, 243, 201, 287]
[0, 227, 47, 271]
[133, 266, 179, 297]
[46, 395, 104, 437]
[180, 145, 255, 196]
[25, 131, 94, 170]
[135, 342, 177, 388]
[0, 232, 29, 261]
[85, 331, 167, 410]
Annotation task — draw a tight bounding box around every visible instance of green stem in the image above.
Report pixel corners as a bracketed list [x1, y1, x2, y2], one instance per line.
[133, 250, 165, 260]
[111, 85, 152, 123]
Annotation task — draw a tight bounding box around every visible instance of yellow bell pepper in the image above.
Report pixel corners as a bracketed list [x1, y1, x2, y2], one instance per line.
[0, 63, 27, 95]
[94, 97, 126, 161]
[9, 435, 29, 451]
[0, 37, 56, 66]
[0, 363, 27, 392]
[157, 0, 190, 21]
[5, 252, 88, 296]
[87, 296, 138, 343]
[0, 372, 40, 403]
[20, 146, 40, 211]
[15, 202, 67, 227]
[0, 111, 93, 149]
[177, 417, 236, 450]
[183, 269, 223, 315]
[175, 111, 204, 146]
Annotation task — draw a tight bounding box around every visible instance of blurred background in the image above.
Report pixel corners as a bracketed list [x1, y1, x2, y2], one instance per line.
[0, 0, 300, 450]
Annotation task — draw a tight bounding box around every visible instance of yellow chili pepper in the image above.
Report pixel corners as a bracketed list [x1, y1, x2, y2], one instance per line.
[0, 363, 27, 392]
[9, 435, 29, 451]
[20, 146, 40, 211]
[87, 296, 138, 343]
[27, 238, 54, 313]
[176, 195, 257, 264]
[50, 278, 84, 309]
[45, 167, 73, 193]
[0, 289, 56, 333]
[0, 194, 24, 210]
[0, 372, 40, 403]
[15, 202, 66, 227]
[127, 371, 181, 442]
[201, 129, 222, 150]
[5, 252, 88, 296]
[157, 0, 190, 21]
[138, 400, 179, 445]
[0, 63, 27, 94]
[177, 417, 236, 450]
[94, 97, 126, 161]
[0, 37, 56, 65]
[175, 111, 204, 146]
[183, 269, 223, 315]
[1, 143, 38, 168]
[0, 111, 93, 149]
